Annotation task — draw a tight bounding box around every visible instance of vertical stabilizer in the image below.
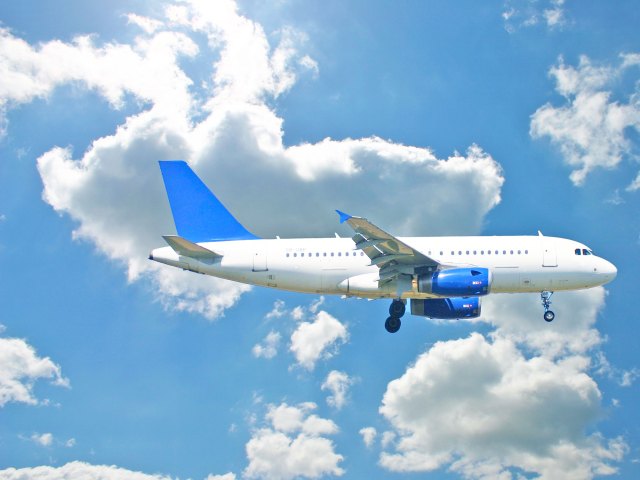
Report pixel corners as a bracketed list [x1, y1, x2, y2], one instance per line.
[158, 161, 258, 242]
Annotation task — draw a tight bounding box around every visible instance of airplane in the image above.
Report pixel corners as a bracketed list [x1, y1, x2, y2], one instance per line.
[149, 161, 618, 333]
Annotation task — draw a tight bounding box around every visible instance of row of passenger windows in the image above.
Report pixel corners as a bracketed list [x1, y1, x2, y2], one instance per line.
[429, 249, 529, 256]
[285, 249, 529, 258]
[286, 251, 366, 258]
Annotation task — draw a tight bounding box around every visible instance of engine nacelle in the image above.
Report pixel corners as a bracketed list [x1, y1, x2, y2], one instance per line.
[417, 267, 490, 297]
[411, 297, 481, 319]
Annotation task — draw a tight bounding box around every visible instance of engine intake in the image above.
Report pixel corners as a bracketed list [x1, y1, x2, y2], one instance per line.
[418, 267, 490, 297]
[411, 297, 481, 319]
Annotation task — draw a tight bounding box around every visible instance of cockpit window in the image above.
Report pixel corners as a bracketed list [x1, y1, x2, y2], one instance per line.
[582, 249, 592, 255]
[575, 248, 581, 255]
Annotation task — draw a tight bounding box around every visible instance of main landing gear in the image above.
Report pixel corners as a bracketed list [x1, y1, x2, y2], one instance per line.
[541, 291, 555, 322]
[385, 299, 406, 333]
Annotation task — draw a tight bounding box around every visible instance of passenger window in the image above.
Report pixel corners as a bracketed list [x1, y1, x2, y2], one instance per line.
[525, 250, 528, 254]
[473, 251, 477, 255]
[518, 250, 521, 254]
[338, 252, 342, 256]
[510, 250, 514, 254]
[466, 251, 469, 255]
[458, 251, 462, 255]
[503, 250, 506, 254]
[323, 252, 327, 257]
[286, 253, 290, 257]
[487, 250, 491, 255]
[294, 253, 297, 257]
[451, 251, 455, 255]
[331, 252, 334, 257]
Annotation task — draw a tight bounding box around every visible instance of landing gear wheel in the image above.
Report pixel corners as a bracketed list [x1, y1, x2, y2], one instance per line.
[389, 300, 406, 318]
[385, 316, 401, 333]
[540, 291, 555, 323]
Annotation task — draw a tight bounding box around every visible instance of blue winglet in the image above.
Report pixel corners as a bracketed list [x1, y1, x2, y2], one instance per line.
[336, 210, 352, 224]
[159, 161, 258, 242]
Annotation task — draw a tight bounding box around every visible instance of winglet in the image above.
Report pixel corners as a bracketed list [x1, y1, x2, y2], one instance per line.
[336, 210, 352, 224]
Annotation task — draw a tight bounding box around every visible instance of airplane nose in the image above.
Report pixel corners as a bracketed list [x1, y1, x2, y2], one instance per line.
[601, 260, 617, 283]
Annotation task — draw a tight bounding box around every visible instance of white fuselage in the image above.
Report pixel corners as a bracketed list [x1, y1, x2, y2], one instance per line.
[150, 235, 617, 299]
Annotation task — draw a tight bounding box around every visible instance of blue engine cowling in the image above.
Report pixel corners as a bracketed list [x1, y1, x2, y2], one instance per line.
[410, 297, 481, 319]
[417, 267, 490, 297]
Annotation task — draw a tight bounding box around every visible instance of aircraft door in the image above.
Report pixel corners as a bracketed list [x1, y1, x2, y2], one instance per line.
[252, 250, 268, 272]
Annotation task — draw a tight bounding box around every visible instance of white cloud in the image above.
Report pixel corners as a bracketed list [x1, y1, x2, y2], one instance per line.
[265, 300, 287, 319]
[0, 335, 69, 407]
[0, 0, 504, 321]
[252, 331, 281, 359]
[126, 13, 164, 34]
[0, 462, 177, 479]
[360, 427, 377, 448]
[502, 0, 567, 32]
[321, 370, 353, 409]
[531, 54, 640, 186]
[627, 172, 640, 192]
[244, 402, 344, 479]
[205, 474, 236, 480]
[31, 432, 53, 447]
[481, 288, 606, 358]
[544, 0, 566, 28]
[290, 311, 348, 370]
[378, 286, 628, 478]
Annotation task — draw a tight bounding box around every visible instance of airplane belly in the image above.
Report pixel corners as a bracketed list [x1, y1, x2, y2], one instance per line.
[490, 267, 520, 292]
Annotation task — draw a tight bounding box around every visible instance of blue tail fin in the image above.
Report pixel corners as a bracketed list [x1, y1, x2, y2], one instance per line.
[158, 161, 258, 242]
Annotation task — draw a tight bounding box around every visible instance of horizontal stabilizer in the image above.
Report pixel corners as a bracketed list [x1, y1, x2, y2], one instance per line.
[162, 235, 222, 260]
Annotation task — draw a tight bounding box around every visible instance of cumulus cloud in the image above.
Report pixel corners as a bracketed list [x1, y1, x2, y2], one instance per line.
[531, 54, 640, 186]
[360, 427, 377, 448]
[321, 370, 353, 409]
[379, 333, 626, 478]
[290, 311, 348, 370]
[244, 402, 344, 479]
[252, 331, 281, 359]
[0, 462, 177, 480]
[0, 0, 504, 320]
[378, 286, 627, 478]
[0, 334, 69, 407]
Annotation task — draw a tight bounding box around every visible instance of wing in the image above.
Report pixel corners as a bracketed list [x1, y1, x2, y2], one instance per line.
[336, 210, 439, 285]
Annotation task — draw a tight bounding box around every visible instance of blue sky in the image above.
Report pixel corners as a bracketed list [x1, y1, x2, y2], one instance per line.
[0, 1, 639, 479]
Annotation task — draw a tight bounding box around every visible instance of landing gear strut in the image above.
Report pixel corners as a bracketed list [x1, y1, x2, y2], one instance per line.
[541, 291, 555, 322]
[385, 299, 406, 333]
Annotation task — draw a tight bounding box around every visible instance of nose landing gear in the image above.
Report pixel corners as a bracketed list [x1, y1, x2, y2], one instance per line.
[541, 291, 555, 322]
[385, 299, 406, 333]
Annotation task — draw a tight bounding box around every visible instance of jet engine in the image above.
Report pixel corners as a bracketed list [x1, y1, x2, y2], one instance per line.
[410, 297, 481, 319]
[417, 267, 490, 296]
